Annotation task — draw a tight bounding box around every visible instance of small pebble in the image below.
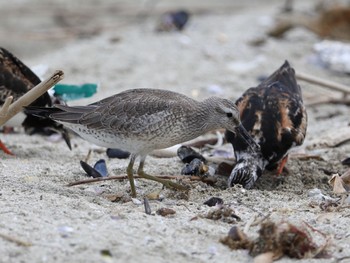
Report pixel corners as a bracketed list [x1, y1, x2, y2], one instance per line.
[204, 197, 224, 207]
[131, 198, 142, 205]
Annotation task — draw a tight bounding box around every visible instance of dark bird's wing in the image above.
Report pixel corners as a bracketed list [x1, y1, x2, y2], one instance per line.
[0, 47, 71, 149]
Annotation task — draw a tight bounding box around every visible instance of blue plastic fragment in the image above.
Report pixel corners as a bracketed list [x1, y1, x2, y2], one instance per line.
[54, 83, 98, 101]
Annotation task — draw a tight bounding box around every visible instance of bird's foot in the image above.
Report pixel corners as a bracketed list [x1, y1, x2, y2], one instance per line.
[137, 171, 188, 191]
[277, 155, 289, 175]
[0, 140, 14, 155]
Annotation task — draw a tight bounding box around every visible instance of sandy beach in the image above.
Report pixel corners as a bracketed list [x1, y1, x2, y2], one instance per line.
[1, 1, 350, 262]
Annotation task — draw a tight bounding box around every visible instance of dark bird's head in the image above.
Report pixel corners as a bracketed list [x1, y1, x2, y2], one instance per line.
[228, 155, 264, 189]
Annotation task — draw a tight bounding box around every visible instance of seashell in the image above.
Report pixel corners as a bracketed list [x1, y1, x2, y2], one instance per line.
[177, 145, 206, 163]
[80, 160, 102, 178]
[106, 148, 130, 159]
[204, 197, 224, 207]
[93, 159, 108, 177]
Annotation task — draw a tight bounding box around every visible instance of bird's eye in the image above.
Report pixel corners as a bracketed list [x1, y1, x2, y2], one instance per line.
[226, 112, 233, 118]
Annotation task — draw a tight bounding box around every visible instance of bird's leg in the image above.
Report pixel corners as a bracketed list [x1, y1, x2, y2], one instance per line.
[277, 155, 288, 175]
[126, 154, 137, 197]
[137, 157, 188, 191]
[0, 140, 14, 155]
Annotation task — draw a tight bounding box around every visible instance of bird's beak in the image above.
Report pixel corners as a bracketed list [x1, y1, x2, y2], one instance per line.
[235, 124, 260, 150]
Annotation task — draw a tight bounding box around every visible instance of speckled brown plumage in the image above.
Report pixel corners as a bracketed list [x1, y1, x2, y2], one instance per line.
[226, 60, 307, 189]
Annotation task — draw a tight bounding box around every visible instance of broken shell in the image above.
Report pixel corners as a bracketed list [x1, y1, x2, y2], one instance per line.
[93, 159, 108, 177]
[177, 145, 206, 163]
[253, 252, 274, 263]
[220, 226, 251, 250]
[144, 198, 152, 215]
[106, 148, 130, 159]
[156, 10, 190, 32]
[228, 226, 247, 241]
[329, 174, 348, 194]
[181, 158, 208, 176]
[204, 197, 224, 207]
[80, 160, 102, 178]
[156, 208, 176, 217]
[341, 157, 350, 166]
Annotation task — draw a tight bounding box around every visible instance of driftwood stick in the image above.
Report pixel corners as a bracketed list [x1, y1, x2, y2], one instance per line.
[67, 175, 201, 187]
[0, 70, 64, 126]
[0, 232, 32, 247]
[0, 96, 13, 118]
[296, 72, 350, 95]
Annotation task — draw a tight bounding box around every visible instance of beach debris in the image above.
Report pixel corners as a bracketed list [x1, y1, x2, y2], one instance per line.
[220, 226, 251, 250]
[313, 40, 350, 74]
[204, 197, 224, 207]
[156, 10, 190, 32]
[177, 145, 206, 163]
[57, 225, 74, 238]
[156, 207, 176, 217]
[100, 249, 113, 259]
[93, 159, 108, 177]
[105, 193, 125, 203]
[106, 148, 130, 159]
[268, 6, 350, 41]
[131, 198, 142, 205]
[329, 170, 350, 206]
[205, 205, 241, 223]
[80, 160, 108, 178]
[216, 162, 234, 176]
[0, 232, 32, 247]
[341, 157, 350, 166]
[146, 189, 163, 200]
[221, 221, 330, 260]
[181, 158, 208, 176]
[307, 188, 337, 202]
[144, 197, 152, 215]
[306, 126, 350, 149]
[53, 83, 97, 101]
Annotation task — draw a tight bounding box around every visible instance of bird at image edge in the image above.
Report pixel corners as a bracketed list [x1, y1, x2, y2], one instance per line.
[0, 47, 71, 154]
[226, 60, 307, 189]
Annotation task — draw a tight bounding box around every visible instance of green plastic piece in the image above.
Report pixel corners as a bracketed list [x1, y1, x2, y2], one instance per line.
[53, 83, 98, 101]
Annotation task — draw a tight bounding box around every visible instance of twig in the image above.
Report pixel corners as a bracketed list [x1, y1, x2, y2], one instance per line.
[67, 175, 201, 187]
[296, 72, 350, 95]
[0, 233, 32, 247]
[0, 96, 13, 117]
[0, 70, 64, 126]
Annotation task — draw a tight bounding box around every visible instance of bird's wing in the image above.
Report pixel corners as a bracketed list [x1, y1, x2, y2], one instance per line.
[0, 47, 51, 106]
[51, 89, 196, 132]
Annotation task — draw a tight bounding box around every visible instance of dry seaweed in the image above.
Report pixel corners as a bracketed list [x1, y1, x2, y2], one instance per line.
[221, 221, 330, 261]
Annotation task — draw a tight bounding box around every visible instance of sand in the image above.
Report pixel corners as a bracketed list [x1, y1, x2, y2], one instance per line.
[1, 1, 350, 262]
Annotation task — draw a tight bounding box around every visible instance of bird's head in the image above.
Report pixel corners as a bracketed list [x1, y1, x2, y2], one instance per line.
[204, 97, 260, 150]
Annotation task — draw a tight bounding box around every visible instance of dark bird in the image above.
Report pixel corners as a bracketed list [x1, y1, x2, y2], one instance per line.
[0, 47, 71, 154]
[226, 61, 307, 189]
[25, 88, 258, 197]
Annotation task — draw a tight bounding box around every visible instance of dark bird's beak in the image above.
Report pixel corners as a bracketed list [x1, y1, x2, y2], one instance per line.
[235, 124, 260, 150]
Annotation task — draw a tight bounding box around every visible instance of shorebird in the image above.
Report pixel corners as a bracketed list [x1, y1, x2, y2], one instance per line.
[226, 61, 307, 189]
[26, 88, 258, 197]
[0, 47, 71, 154]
